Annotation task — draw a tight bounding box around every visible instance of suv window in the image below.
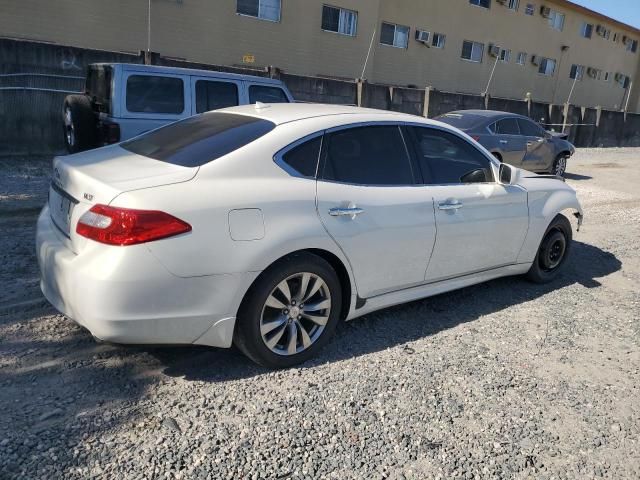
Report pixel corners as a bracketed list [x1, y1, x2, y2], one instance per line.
[195, 80, 239, 113]
[411, 127, 494, 184]
[280, 136, 322, 177]
[517, 118, 545, 137]
[126, 75, 184, 114]
[495, 118, 520, 135]
[121, 112, 275, 167]
[321, 126, 414, 185]
[249, 85, 289, 104]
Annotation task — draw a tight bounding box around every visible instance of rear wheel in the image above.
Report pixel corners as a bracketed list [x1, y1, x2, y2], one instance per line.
[234, 253, 342, 368]
[552, 154, 568, 177]
[63, 95, 97, 153]
[525, 214, 572, 284]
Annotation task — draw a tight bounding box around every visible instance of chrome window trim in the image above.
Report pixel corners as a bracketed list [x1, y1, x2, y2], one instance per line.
[273, 131, 325, 179]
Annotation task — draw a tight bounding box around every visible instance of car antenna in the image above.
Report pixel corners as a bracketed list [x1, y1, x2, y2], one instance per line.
[255, 101, 270, 110]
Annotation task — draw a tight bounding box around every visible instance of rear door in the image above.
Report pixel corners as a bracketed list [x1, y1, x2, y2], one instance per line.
[493, 118, 526, 167]
[518, 118, 554, 171]
[190, 77, 241, 114]
[119, 71, 190, 140]
[408, 126, 529, 282]
[316, 124, 436, 298]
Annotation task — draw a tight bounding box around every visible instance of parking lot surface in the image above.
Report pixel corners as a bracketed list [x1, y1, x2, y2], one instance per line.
[0, 149, 638, 479]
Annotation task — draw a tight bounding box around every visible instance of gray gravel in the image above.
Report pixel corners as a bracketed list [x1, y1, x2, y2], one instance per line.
[1, 149, 639, 479]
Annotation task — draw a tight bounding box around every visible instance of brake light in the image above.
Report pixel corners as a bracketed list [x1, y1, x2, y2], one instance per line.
[471, 135, 481, 142]
[76, 204, 191, 246]
[100, 121, 120, 145]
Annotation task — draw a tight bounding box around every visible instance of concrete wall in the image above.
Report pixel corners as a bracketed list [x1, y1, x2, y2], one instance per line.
[0, 38, 638, 156]
[1, 0, 638, 112]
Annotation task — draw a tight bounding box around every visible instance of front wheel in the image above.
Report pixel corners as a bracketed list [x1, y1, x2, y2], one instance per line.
[234, 253, 342, 368]
[525, 214, 572, 284]
[552, 155, 568, 177]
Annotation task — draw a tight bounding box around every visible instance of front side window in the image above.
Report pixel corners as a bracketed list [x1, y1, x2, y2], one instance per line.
[516, 52, 527, 65]
[411, 127, 494, 184]
[469, 0, 491, 8]
[461, 40, 484, 62]
[380, 22, 410, 48]
[569, 64, 585, 80]
[549, 11, 565, 31]
[322, 5, 358, 36]
[249, 85, 289, 103]
[321, 126, 414, 185]
[121, 112, 275, 167]
[517, 119, 545, 137]
[195, 80, 239, 113]
[538, 58, 556, 76]
[432, 33, 446, 48]
[580, 22, 593, 38]
[237, 0, 281, 22]
[495, 118, 520, 135]
[126, 75, 184, 114]
[279, 136, 322, 178]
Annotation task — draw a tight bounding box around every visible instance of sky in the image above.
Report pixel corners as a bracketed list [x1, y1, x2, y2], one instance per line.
[571, 0, 640, 29]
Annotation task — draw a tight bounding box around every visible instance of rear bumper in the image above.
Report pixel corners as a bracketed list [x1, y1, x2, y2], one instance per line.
[36, 206, 257, 347]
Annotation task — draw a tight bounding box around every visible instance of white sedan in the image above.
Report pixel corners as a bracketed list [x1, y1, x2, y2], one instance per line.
[37, 104, 583, 368]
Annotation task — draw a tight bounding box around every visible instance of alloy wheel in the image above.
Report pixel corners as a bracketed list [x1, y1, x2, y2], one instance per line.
[260, 272, 332, 356]
[555, 156, 567, 176]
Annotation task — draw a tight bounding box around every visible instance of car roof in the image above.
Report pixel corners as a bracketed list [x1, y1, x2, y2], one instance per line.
[91, 63, 285, 85]
[444, 110, 529, 121]
[217, 103, 442, 126]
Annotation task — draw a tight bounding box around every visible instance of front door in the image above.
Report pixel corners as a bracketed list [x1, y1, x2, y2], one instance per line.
[316, 124, 436, 298]
[408, 126, 529, 282]
[493, 118, 526, 167]
[518, 118, 554, 171]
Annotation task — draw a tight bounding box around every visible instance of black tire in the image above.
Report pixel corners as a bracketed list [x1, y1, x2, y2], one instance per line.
[63, 95, 97, 153]
[525, 214, 572, 284]
[551, 154, 568, 177]
[234, 252, 342, 368]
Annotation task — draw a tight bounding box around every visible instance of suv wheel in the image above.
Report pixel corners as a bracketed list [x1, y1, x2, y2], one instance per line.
[63, 95, 97, 153]
[234, 253, 342, 368]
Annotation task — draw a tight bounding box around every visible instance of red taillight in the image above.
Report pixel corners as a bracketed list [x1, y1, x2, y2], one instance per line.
[471, 135, 481, 142]
[76, 204, 191, 246]
[100, 121, 120, 145]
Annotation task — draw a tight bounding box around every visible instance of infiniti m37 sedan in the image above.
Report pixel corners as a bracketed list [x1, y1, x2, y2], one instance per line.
[37, 104, 583, 368]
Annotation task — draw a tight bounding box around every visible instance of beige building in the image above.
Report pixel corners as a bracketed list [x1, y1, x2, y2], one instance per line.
[1, 0, 639, 111]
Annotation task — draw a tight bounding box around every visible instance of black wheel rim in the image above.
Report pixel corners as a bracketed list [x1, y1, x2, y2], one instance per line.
[539, 230, 567, 272]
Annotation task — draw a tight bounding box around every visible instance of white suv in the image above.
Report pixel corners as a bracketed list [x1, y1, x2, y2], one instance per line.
[62, 63, 294, 153]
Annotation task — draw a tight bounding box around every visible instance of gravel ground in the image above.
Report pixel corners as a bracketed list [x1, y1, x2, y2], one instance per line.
[0, 149, 638, 479]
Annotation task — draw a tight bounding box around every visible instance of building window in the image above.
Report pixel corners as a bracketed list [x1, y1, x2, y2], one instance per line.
[525, 3, 535, 15]
[603, 71, 611, 82]
[469, 0, 491, 8]
[627, 39, 639, 53]
[516, 52, 527, 65]
[580, 22, 593, 38]
[569, 64, 585, 80]
[538, 58, 556, 76]
[548, 11, 565, 31]
[321, 5, 358, 36]
[461, 40, 484, 62]
[380, 22, 410, 48]
[613, 33, 619, 42]
[432, 33, 446, 48]
[237, 0, 281, 22]
[499, 49, 511, 62]
[507, 0, 519, 10]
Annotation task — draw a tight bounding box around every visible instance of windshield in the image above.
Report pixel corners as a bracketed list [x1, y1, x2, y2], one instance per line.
[121, 112, 276, 167]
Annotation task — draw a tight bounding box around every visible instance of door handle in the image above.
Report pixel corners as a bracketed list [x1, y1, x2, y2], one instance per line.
[438, 201, 463, 211]
[329, 207, 364, 217]
[499, 140, 508, 144]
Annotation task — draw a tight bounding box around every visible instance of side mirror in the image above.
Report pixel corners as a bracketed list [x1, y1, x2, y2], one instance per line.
[499, 163, 518, 185]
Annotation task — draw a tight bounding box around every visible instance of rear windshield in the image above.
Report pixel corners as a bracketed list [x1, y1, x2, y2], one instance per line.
[435, 113, 485, 131]
[121, 112, 276, 167]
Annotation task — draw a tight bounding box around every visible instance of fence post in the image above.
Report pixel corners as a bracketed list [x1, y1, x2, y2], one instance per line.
[484, 93, 490, 110]
[356, 79, 363, 107]
[562, 102, 570, 134]
[423, 86, 432, 118]
[595, 106, 602, 127]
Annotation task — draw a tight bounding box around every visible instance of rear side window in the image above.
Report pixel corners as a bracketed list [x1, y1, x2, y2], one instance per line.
[321, 126, 414, 185]
[517, 118, 545, 137]
[495, 118, 520, 135]
[280, 136, 322, 177]
[195, 80, 239, 113]
[121, 112, 275, 167]
[126, 75, 184, 114]
[411, 127, 494, 184]
[249, 85, 289, 104]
